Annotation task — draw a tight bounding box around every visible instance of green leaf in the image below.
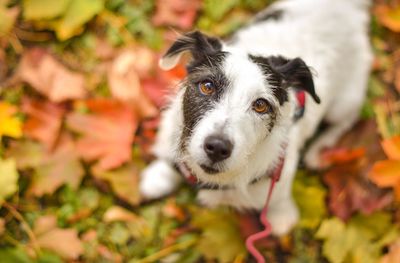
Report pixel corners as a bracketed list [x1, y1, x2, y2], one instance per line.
[191, 207, 246, 263]
[0, 158, 19, 205]
[23, 0, 70, 20]
[54, 0, 104, 40]
[0, 247, 31, 263]
[202, 0, 239, 21]
[293, 172, 327, 229]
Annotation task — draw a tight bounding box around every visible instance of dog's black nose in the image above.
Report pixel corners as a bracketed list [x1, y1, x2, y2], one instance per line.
[204, 135, 233, 162]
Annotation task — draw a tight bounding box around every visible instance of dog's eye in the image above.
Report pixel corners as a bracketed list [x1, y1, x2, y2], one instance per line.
[199, 81, 215, 95]
[252, 99, 271, 114]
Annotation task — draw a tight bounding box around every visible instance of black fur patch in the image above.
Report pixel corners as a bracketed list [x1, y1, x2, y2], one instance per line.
[249, 55, 288, 105]
[180, 51, 230, 152]
[249, 54, 320, 104]
[254, 9, 284, 23]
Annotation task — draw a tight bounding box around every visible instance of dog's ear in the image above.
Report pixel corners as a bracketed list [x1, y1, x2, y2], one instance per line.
[267, 56, 321, 104]
[159, 31, 223, 70]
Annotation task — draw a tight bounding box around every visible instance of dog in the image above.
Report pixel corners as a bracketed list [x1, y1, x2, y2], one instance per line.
[140, 0, 372, 235]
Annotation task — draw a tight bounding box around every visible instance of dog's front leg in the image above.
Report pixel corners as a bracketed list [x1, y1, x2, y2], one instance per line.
[140, 93, 184, 200]
[267, 140, 300, 236]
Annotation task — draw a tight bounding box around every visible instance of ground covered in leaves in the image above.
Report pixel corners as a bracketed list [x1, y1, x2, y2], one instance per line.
[0, 0, 400, 262]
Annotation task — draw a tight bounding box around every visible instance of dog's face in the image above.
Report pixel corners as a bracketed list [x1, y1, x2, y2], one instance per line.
[160, 31, 320, 182]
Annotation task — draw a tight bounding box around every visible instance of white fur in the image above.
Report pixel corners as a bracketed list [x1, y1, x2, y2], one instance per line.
[140, 0, 372, 235]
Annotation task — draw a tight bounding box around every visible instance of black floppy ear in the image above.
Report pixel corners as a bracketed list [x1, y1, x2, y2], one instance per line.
[267, 56, 321, 104]
[159, 31, 223, 70]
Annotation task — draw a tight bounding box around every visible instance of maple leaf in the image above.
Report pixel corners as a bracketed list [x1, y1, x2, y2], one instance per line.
[191, 207, 246, 263]
[107, 49, 158, 118]
[66, 99, 137, 171]
[0, 158, 19, 206]
[21, 97, 65, 150]
[6, 136, 84, 196]
[369, 135, 400, 201]
[0, 102, 22, 139]
[152, 0, 201, 30]
[18, 48, 86, 102]
[92, 163, 141, 205]
[33, 215, 84, 260]
[316, 213, 398, 263]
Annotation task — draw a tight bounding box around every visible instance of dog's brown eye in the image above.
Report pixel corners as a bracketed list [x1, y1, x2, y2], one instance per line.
[199, 81, 215, 95]
[252, 99, 271, 114]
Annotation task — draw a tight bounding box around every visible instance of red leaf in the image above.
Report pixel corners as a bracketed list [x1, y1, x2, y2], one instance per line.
[22, 98, 65, 150]
[19, 48, 86, 102]
[66, 99, 137, 171]
[152, 0, 201, 30]
[322, 147, 366, 166]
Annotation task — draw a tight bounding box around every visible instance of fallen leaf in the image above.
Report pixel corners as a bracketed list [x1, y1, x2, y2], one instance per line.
[22, 0, 70, 20]
[0, 102, 22, 139]
[0, 6, 19, 37]
[108, 49, 157, 118]
[381, 135, 400, 161]
[33, 215, 84, 260]
[191, 207, 246, 263]
[30, 134, 84, 196]
[0, 158, 19, 205]
[369, 160, 400, 200]
[375, 5, 400, 32]
[22, 98, 65, 150]
[103, 206, 140, 223]
[381, 238, 400, 263]
[53, 0, 104, 40]
[322, 148, 366, 166]
[316, 213, 398, 263]
[66, 99, 137, 171]
[92, 164, 140, 205]
[152, 0, 201, 30]
[19, 48, 86, 102]
[292, 171, 327, 229]
[324, 164, 392, 220]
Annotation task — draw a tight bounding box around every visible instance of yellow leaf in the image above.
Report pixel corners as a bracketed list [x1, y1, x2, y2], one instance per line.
[0, 158, 19, 205]
[22, 0, 70, 20]
[0, 102, 22, 139]
[375, 5, 400, 33]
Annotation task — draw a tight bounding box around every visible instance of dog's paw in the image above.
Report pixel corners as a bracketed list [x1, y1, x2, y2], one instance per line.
[268, 199, 299, 236]
[140, 160, 181, 200]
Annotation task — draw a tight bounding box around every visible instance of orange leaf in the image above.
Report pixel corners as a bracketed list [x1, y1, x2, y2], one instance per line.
[321, 147, 366, 165]
[380, 238, 400, 263]
[67, 99, 137, 171]
[375, 5, 400, 32]
[369, 160, 400, 187]
[381, 136, 400, 161]
[108, 49, 157, 118]
[19, 48, 86, 102]
[22, 98, 65, 150]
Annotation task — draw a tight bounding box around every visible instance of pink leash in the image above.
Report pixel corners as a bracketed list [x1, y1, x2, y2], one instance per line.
[245, 155, 285, 263]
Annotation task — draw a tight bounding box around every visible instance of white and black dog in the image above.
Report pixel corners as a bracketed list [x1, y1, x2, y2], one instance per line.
[140, 0, 372, 235]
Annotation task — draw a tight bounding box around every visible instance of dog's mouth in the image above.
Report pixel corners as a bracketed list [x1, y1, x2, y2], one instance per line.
[200, 164, 220, 174]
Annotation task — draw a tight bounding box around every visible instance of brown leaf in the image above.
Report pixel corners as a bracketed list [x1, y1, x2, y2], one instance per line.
[108, 49, 157, 118]
[67, 99, 137, 171]
[92, 164, 140, 205]
[22, 97, 65, 149]
[29, 134, 84, 196]
[152, 0, 201, 30]
[324, 165, 393, 220]
[19, 48, 86, 102]
[33, 215, 84, 260]
[103, 206, 140, 223]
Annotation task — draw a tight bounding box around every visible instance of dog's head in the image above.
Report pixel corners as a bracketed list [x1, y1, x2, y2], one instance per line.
[161, 31, 320, 183]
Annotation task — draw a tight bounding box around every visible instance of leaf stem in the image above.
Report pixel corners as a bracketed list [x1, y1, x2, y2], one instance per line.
[136, 238, 197, 263]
